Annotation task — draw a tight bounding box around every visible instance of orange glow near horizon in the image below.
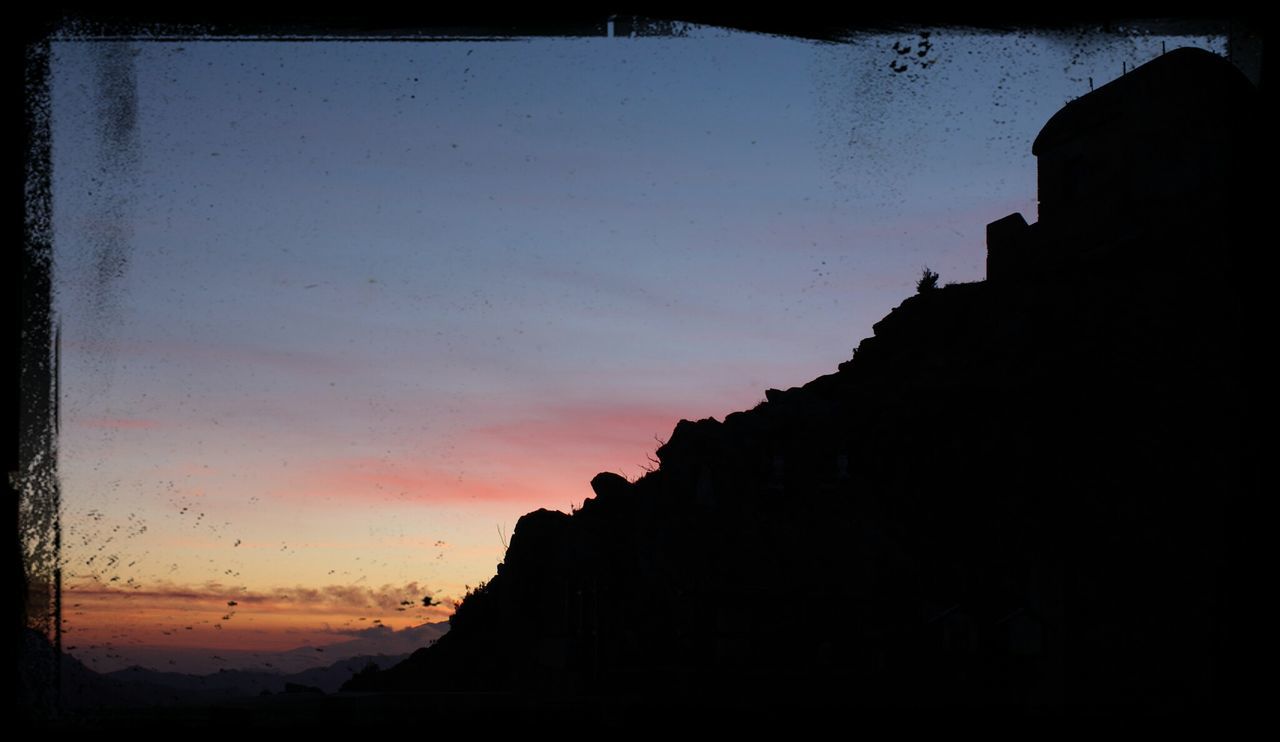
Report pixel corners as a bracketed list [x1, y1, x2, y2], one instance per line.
[56, 397, 733, 672]
[62, 579, 456, 654]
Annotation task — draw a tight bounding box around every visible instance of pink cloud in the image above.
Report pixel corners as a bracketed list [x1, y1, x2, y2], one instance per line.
[278, 456, 555, 507]
[267, 400, 706, 509]
[465, 401, 687, 455]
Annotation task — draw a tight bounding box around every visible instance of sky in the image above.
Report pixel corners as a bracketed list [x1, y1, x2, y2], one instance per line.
[43, 22, 1226, 673]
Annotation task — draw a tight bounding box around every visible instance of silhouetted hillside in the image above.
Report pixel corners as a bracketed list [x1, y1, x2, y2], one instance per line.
[61, 648, 413, 710]
[102, 653, 411, 697]
[343, 48, 1260, 714]
[19, 625, 414, 718]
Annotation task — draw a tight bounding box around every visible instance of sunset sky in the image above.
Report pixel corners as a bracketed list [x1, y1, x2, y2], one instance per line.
[46, 23, 1225, 673]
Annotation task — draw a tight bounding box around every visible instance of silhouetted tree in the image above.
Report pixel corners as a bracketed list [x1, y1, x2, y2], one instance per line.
[917, 266, 939, 293]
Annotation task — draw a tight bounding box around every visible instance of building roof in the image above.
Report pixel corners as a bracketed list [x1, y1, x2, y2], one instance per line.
[1031, 48, 1255, 156]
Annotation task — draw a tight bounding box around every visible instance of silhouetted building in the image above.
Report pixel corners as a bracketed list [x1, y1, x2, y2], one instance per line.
[988, 48, 1258, 282]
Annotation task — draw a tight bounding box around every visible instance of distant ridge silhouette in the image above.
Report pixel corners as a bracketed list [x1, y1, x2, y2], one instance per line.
[344, 48, 1261, 715]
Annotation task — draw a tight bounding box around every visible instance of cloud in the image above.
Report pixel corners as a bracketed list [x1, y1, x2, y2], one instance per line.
[67, 579, 448, 615]
[271, 582, 432, 613]
[270, 398, 726, 509]
[292, 458, 553, 506]
[466, 401, 689, 453]
[330, 624, 394, 639]
[62, 577, 455, 673]
[63, 336, 356, 376]
[77, 417, 163, 430]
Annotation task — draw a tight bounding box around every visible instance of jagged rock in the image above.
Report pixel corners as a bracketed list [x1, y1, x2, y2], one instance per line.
[503, 508, 571, 575]
[589, 471, 630, 500]
[654, 416, 722, 465]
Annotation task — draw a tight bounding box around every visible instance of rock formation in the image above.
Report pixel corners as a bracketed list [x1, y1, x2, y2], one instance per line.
[345, 48, 1261, 714]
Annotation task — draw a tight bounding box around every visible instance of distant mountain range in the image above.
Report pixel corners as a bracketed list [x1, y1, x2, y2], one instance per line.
[68, 619, 449, 676]
[100, 652, 409, 699]
[22, 621, 449, 711]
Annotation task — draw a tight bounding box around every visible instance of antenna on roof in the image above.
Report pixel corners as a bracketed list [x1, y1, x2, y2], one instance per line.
[1162, 41, 1166, 55]
[1089, 77, 1093, 91]
[1123, 61, 1127, 74]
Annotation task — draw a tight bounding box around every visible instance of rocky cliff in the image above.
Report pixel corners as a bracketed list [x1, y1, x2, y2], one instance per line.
[344, 50, 1261, 714]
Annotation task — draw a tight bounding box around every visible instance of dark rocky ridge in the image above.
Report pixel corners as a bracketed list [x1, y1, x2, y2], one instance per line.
[344, 49, 1261, 713]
